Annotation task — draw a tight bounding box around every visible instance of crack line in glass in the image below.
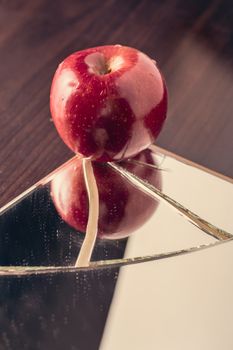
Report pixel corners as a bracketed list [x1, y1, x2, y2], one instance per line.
[0, 237, 232, 276]
[1, 150, 233, 277]
[109, 162, 233, 241]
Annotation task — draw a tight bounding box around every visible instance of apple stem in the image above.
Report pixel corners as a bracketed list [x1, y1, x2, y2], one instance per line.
[75, 158, 99, 267]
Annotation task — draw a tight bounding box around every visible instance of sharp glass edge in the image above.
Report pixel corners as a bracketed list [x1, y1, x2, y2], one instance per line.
[109, 162, 233, 241]
[0, 238, 232, 276]
[1, 146, 233, 276]
[0, 146, 164, 215]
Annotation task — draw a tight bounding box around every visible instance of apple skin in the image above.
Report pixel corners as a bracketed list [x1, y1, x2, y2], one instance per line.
[51, 150, 161, 239]
[50, 45, 167, 162]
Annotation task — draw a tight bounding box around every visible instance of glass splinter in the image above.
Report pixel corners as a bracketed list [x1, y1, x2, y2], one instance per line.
[109, 162, 233, 241]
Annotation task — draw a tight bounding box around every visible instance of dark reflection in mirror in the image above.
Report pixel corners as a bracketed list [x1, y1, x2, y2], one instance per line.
[0, 150, 161, 267]
[0, 171, 127, 349]
[0, 185, 126, 267]
[0, 149, 161, 349]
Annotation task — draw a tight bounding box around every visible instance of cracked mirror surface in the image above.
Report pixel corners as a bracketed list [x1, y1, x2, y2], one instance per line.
[0, 147, 233, 350]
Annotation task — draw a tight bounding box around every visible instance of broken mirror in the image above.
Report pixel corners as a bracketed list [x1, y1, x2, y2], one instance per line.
[0, 146, 233, 350]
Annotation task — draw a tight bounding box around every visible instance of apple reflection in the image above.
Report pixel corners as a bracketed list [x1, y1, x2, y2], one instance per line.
[51, 149, 162, 240]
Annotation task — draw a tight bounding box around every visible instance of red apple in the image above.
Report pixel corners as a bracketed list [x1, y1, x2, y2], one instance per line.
[51, 150, 161, 239]
[50, 45, 167, 162]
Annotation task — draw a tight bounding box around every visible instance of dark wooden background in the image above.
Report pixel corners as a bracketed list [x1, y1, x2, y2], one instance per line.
[0, 0, 233, 207]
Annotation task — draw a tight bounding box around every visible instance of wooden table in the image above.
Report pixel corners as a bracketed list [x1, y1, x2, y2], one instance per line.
[0, 0, 233, 207]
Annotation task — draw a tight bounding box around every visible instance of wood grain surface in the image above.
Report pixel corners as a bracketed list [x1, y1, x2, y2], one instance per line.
[0, 0, 233, 207]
